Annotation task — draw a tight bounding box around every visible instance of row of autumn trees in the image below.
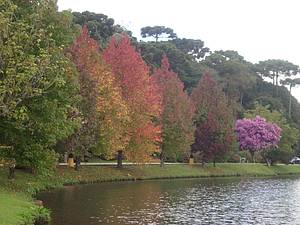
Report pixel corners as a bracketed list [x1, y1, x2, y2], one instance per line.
[0, 0, 235, 173]
[52, 28, 236, 169]
[1, 1, 299, 175]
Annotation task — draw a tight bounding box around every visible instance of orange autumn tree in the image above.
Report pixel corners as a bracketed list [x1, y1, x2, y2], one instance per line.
[69, 27, 131, 162]
[152, 55, 194, 165]
[103, 35, 162, 165]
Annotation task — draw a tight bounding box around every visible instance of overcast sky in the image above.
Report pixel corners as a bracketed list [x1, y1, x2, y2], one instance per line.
[58, 0, 300, 101]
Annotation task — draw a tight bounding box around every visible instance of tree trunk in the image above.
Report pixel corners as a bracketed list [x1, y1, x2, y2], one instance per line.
[201, 155, 206, 167]
[75, 156, 81, 171]
[8, 165, 15, 179]
[289, 85, 292, 118]
[275, 74, 279, 95]
[160, 151, 165, 167]
[262, 153, 271, 167]
[266, 158, 271, 167]
[213, 160, 216, 167]
[240, 92, 244, 105]
[117, 150, 123, 168]
[250, 151, 255, 163]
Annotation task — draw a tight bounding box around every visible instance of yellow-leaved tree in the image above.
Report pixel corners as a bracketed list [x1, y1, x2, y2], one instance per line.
[68, 27, 131, 163]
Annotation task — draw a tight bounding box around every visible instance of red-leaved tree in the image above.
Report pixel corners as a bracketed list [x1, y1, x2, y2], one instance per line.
[191, 73, 235, 166]
[152, 55, 194, 165]
[103, 35, 162, 164]
[67, 27, 131, 169]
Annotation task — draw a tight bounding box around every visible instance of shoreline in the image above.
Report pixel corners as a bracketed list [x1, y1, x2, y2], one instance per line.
[1, 163, 300, 225]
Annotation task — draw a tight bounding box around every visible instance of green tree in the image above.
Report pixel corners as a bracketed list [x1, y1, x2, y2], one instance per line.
[247, 80, 300, 128]
[152, 55, 194, 164]
[72, 11, 134, 47]
[139, 41, 209, 90]
[171, 38, 210, 60]
[0, 0, 80, 174]
[141, 26, 177, 42]
[255, 59, 298, 94]
[244, 103, 300, 164]
[280, 78, 300, 118]
[204, 50, 257, 116]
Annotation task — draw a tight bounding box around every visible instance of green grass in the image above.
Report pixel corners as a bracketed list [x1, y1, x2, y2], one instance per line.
[0, 189, 48, 225]
[1, 163, 300, 224]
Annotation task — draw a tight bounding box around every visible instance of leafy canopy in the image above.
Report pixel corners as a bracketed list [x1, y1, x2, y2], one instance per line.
[0, 0, 80, 172]
[103, 35, 162, 162]
[235, 116, 281, 152]
[152, 55, 194, 161]
[141, 26, 177, 42]
[191, 73, 235, 162]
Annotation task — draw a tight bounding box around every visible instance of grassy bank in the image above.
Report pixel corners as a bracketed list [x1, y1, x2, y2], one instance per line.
[1, 163, 300, 225]
[0, 189, 49, 225]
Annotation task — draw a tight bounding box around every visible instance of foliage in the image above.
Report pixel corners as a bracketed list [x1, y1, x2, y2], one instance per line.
[246, 81, 300, 128]
[72, 11, 134, 47]
[152, 55, 194, 162]
[235, 116, 281, 162]
[244, 103, 300, 163]
[280, 78, 300, 118]
[191, 73, 235, 163]
[204, 50, 257, 116]
[171, 38, 209, 60]
[255, 59, 298, 86]
[139, 41, 209, 90]
[0, 0, 80, 172]
[67, 27, 131, 159]
[141, 26, 177, 42]
[103, 35, 162, 162]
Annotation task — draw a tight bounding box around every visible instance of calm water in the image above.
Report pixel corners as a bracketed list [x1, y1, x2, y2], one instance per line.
[38, 177, 300, 225]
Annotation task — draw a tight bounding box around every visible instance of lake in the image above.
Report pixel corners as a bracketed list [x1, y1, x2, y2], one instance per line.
[38, 177, 300, 225]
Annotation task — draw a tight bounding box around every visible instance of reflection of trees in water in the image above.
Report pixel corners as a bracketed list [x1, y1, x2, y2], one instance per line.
[93, 181, 164, 224]
[39, 178, 300, 225]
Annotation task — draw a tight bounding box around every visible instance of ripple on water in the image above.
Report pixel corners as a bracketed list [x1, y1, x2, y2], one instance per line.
[38, 177, 300, 225]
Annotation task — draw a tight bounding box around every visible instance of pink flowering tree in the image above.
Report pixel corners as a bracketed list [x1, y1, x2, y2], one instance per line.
[235, 116, 281, 163]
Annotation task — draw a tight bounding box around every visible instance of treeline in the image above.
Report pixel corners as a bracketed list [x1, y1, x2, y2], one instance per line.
[1, 1, 300, 176]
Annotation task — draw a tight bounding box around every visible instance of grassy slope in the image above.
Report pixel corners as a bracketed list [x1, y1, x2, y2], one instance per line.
[1, 163, 300, 225]
[0, 189, 48, 225]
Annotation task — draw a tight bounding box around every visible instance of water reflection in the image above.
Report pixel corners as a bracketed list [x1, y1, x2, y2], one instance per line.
[38, 177, 300, 225]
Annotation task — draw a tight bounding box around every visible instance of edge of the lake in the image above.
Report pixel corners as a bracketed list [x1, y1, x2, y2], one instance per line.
[1, 163, 300, 225]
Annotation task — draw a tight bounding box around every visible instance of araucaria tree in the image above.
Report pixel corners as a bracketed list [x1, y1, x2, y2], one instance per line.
[152, 55, 194, 165]
[103, 35, 162, 165]
[141, 26, 177, 42]
[68, 28, 131, 167]
[235, 116, 281, 163]
[191, 73, 235, 166]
